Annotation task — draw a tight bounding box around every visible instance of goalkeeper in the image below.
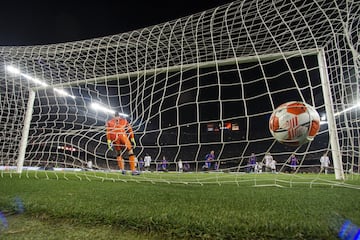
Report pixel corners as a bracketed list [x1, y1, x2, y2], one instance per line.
[106, 112, 138, 175]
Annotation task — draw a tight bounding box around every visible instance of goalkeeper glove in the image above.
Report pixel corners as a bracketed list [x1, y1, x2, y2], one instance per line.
[130, 138, 136, 149]
[107, 139, 113, 150]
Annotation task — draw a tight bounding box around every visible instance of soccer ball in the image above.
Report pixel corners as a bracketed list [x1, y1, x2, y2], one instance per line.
[269, 101, 320, 146]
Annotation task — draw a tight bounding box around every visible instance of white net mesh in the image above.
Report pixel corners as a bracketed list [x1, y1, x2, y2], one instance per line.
[0, 0, 359, 185]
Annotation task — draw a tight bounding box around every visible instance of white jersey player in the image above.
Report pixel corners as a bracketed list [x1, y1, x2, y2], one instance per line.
[320, 152, 330, 174]
[264, 152, 273, 172]
[144, 153, 152, 171]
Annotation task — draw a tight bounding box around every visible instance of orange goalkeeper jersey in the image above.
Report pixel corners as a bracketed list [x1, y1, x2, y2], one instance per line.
[106, 117, 134, 141]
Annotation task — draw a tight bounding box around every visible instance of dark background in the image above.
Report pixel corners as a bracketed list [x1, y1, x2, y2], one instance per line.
[0, 1, 234, 46]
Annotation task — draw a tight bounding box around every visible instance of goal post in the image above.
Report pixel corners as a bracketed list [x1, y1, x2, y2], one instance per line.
[16, 90, 36, 173]
[1, 0, 359, 185]
[318, 49, 345, 180]
[12, 48, 349, 180]
[318, 49, 344, 180]
[32, 49, 320, 90]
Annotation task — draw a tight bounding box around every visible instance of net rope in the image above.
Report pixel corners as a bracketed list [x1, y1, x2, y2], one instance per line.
[0, 0, 359, 188]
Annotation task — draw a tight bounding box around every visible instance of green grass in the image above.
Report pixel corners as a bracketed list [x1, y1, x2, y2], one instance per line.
[0, 172, 360, 239]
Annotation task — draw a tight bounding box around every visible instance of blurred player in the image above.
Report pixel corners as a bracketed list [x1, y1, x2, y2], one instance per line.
[264, 152, 273, 172]
[289, 153, 298, 172]
[144, 153, 152, 171]
[106, 112, 138, 175]
[248, 153, 257, 173]
[255, 162, 263, 173]
[270, 158, 277, 173]
[138, 157, 144, 171]
[86, 160, 93, 171]
[320, 152, 331, 174]
[177, 159, 183, 172]
[161, 156, 168, 172]
[203, 150, 215, 171]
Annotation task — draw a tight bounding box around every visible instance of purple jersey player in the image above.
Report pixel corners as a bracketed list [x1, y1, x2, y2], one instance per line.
[289, 154, 298, 171]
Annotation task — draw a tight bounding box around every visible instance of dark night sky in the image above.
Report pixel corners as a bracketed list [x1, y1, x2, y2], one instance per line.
[0, 1, 233, 46]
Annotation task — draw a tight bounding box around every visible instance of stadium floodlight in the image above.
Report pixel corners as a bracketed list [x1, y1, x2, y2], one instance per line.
[90, 102, 129, 117]
[53, 88, 76, 99]
[320, 103, 360, 125]
[5, 65, 77, 98]
[6, 65, 48, 87]
[21, 74, 48, 87]
[91, 102, 115, 115]
[334, 102, 360, 117]
[117, 112, 129, 118]
[320, 114, 327, 125]
[6, 65, 21, 75]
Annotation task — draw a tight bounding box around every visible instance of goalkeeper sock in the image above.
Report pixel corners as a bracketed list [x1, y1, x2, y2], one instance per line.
[129, 154, 136, 172]
[117, 156, 124, 170]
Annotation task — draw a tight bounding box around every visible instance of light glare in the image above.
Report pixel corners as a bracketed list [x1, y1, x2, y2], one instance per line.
[22, 74, 48, 87]
[118, 112, 129, 118]
[322, 101, 360, 125]
[90, 103, 128, 117]
[6, 65, 75, 99]
[54, 88, 76, 99]
[334, 103, 360, 117]
[6, 65, 21, 74]
[91, 103, 115, 115]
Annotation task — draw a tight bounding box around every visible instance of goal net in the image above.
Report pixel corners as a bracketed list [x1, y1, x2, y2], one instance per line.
[1, 0, 359, 187]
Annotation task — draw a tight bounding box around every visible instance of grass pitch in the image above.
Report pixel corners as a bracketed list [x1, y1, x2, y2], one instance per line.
[0, 171, 360, 239]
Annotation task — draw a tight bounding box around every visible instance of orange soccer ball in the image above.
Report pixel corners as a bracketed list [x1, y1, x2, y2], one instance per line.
[269, 101, 320, 146]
